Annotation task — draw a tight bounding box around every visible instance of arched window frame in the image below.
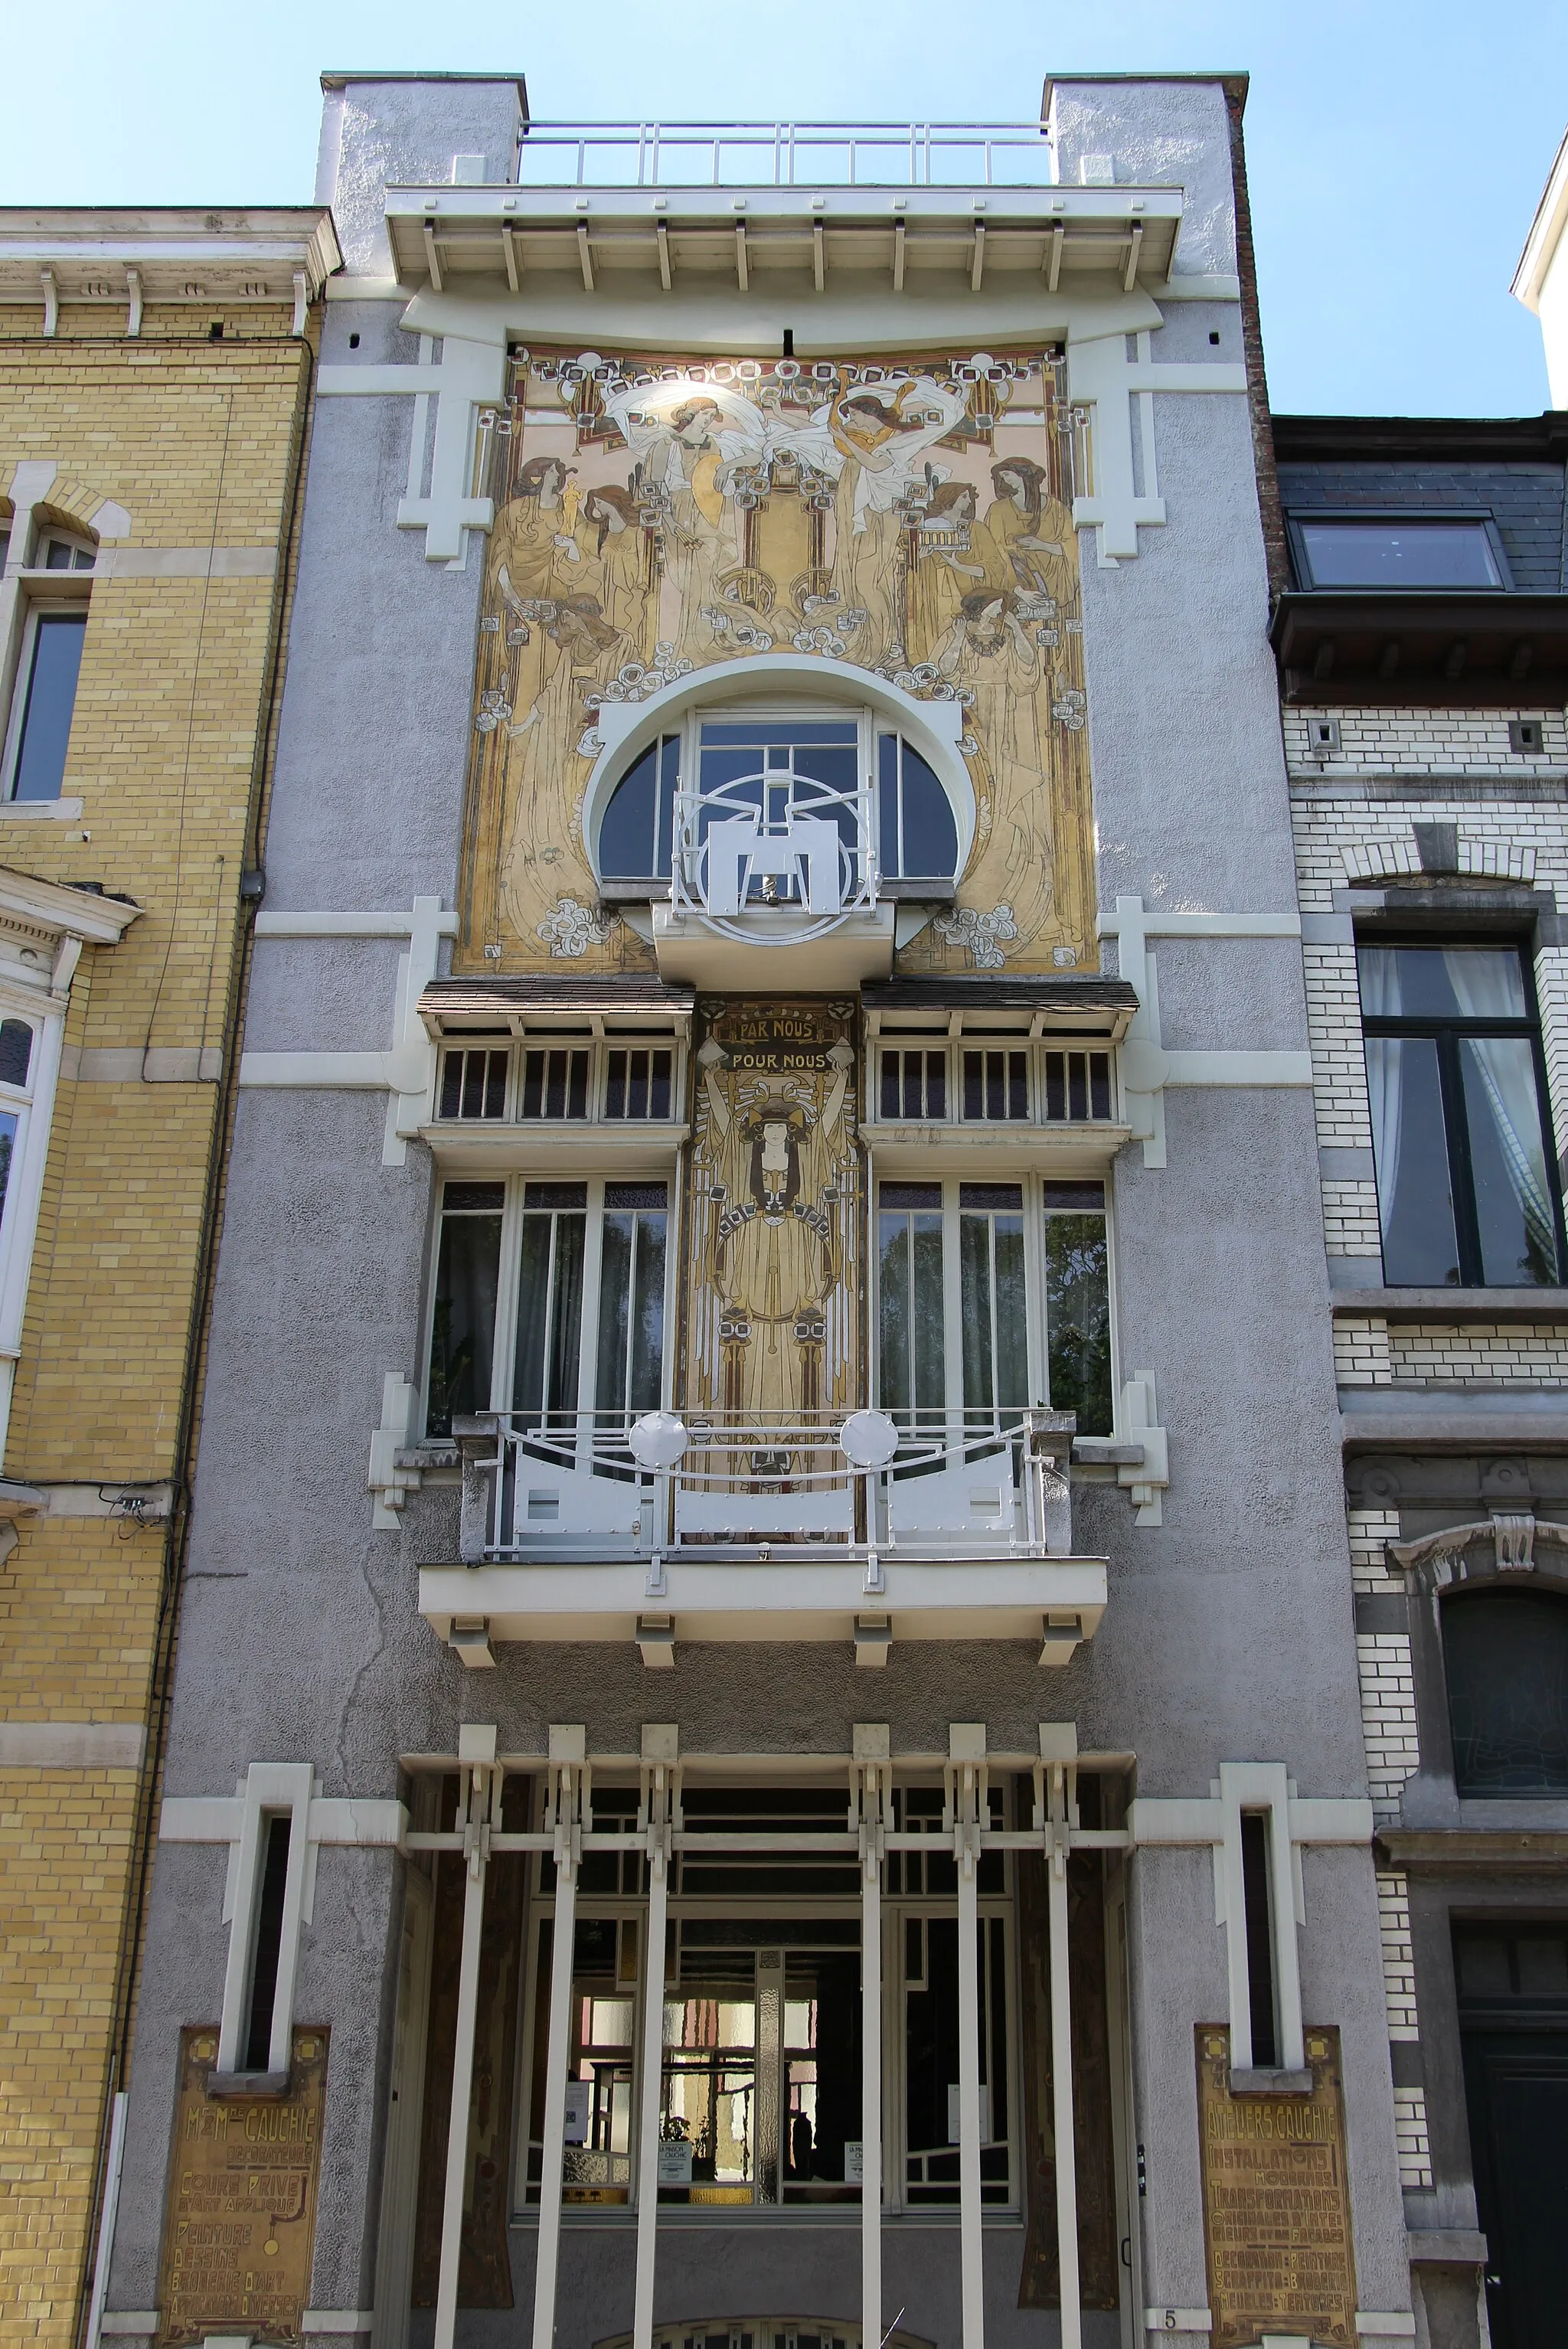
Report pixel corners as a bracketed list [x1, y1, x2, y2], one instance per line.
[582, 654, 975, 903]
[1438, 1572, 1568, 1800]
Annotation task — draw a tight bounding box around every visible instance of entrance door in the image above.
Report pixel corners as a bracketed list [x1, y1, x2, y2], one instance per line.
[1455, 1923, 1568, 2349]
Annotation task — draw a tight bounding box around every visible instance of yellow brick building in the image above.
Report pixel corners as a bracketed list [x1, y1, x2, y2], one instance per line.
[0, 209, 338, 2348]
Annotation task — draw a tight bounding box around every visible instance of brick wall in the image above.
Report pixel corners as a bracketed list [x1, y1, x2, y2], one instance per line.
[0, 313, 309, 2347]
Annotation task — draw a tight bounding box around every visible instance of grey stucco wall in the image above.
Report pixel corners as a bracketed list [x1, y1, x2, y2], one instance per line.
[106, 70, 1410, 2347]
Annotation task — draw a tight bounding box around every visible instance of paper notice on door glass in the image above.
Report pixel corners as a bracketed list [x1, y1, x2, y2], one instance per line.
[563, 2079, 591, 2145]
[844, 2141, 864, 2183]
[657, 2140, 694, 2185]
[946, 2084, 991, 2144]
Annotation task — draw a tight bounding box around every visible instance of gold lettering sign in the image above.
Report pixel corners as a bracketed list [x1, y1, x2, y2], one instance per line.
[1196, 2026, 1357, 2349]
[157, 2027, 328, 2347]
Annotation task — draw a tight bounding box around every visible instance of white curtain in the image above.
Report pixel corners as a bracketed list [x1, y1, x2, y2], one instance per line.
[1443, 950, 1556, 1269]
[1358, 949, 1403, 1245]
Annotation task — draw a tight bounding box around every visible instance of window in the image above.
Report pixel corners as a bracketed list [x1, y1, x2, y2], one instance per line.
[6, 609, 87, 801]
[593, 707, 966, 897]
[432, 1036, 681, 1123]
[0, 1018, 34, 1235]
[1443, 1588, 1568, 1796]
[1288, 515, 1508, 592]
[438, 1044, 508, 1120]
[873, 1040, 1114, 1125]
[875, 1178, 1112, 1436]
[877, 733, 958, 880]
[426, 1175, 669, 1437]
[36, 531, 95, 573]
[1358, 943, 1563, 1287]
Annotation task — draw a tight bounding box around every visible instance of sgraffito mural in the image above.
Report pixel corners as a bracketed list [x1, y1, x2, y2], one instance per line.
[461, 345, 1096, 974]
[684, 998, 861, 1442]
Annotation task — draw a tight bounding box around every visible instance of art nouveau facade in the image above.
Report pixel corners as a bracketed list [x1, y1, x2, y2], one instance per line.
[99, 70, 1419, 2349]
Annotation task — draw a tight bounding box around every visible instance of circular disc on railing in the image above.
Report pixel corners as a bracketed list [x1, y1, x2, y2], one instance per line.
[839, 1410, 900, 1470]
[628, 1411, 689, 1469]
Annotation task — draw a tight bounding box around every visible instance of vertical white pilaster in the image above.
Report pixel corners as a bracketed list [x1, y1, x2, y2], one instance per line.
[434, 1725, 500, 2349]
[949, 1723, 987, 2349]
[1040, 1723, 1082, 2349]
[854, 1725, 890, 2349]
[532, 1726, 587, 2349]
[632, 1727, 678, 2349]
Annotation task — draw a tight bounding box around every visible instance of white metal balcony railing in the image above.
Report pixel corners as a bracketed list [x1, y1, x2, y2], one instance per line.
[462, 1406, 1076, 1568]
[513, 120, 1057, 191]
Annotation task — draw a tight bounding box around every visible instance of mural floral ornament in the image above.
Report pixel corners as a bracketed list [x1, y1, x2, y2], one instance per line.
[933, 903, 1021, 970]
[459, 345, 1096, 976]
[536, 896, 619, 959]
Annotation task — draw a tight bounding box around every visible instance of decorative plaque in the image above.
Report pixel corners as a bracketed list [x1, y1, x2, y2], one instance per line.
[156, 2026, 328, 2347]
[1195, 2025, 1357, 2349]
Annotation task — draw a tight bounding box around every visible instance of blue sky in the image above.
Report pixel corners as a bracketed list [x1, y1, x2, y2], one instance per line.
[5, 0, 1563, 417]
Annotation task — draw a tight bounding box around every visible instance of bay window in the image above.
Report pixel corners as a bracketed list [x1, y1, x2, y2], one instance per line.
[1358, 942, 1563, 1287]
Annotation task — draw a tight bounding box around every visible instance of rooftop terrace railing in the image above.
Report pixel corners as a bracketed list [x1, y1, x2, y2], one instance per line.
[513, 120, 1057, 191]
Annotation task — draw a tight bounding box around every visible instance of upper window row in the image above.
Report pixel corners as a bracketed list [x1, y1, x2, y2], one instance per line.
[1288, 513, 1509, 594]
[435, 1038, 1118, 1129]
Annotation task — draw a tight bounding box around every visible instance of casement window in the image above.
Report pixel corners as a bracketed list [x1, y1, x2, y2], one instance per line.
[873, 1037, 1115, 1126]
[434, 1036, 680, 1124]
[5, 608, 87, 802]
[426, 1175, 671, 1437]
[518, 1778, 1018, 2215]
[1442, 1587, 1568, 1797]
[875, 1178, 1113, 1436]
[2, 528, 95, 805]
[1286, 511, 1510, 592]
[1357, 942, 1563, 1288]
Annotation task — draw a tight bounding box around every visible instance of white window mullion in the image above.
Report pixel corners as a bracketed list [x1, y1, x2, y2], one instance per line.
[575, 1183, 605, 1470]
[941, 1178, 963, 1455]
[1021, 1173, 1047, 1411]
[488, 1178, 525, 1413]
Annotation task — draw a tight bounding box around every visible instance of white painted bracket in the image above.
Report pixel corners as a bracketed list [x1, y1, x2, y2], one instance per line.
[1128, 1776, 1374, 2080]
[238, 897, 456, 1165]
[1066, 332, 1246, 564]
[1116, 1373, 1169, 1525]
[318, 329, 506, 563]
[1103, 897, 1310, 1168]
[370, 1374, 420, 1527]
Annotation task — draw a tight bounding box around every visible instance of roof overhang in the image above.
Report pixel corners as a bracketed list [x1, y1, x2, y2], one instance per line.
[1514, 126, 1568, 313]
[0, 208, 341, 312]
[1270, 589, 1568, 707]
[382, 180, 1182, 296]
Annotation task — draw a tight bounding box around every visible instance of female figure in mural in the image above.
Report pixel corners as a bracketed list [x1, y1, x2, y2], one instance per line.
[904, 478, 989, 668]
[981, 456, 1073, 604]
[492, 453, 583, 717]
[603, 384, 766, 657]
[575, 483, 652, 651]
[936, 586, 1057, 946]
[821, 378, 969, 669]
[498, 592, 638, 952]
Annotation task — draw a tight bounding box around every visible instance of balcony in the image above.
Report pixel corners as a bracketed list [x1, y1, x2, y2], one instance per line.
[512, 120, 1061, 190]
[417, 1406, 1108, 1660]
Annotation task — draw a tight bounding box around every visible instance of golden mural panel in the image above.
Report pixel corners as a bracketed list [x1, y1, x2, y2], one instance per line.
[1195, 2026, 1358, 2349]
[156, 2027, 328, 2348]
[460, 346, 1095, 976]
[683, 999, 861, 1433]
